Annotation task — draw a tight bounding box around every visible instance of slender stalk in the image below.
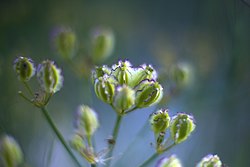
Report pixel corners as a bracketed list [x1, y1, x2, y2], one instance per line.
[138, 143, 176, 167]
[23, 81, 33, 96]
[86, 136, 96, 167]
[106, 114, 123, 167]
[41, 107, 82, 167]
[18, 91, 33, 104]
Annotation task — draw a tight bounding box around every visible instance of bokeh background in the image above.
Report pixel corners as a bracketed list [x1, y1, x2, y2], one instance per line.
[1, 0, 250, 166]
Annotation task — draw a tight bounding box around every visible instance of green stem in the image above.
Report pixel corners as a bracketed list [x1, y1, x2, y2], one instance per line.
[18, 91, 33, 104]
[106, 114, 123, 167]
[23, 81, 33, 96]
[138, 143, 176, 167]
[41, 107, 82, 167]
[86, 136, 96, 167]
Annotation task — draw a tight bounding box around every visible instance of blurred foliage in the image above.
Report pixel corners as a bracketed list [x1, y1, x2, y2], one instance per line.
[0, 0, 250, 166]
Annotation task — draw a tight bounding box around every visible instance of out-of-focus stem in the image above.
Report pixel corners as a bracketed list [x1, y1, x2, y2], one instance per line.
[41, 107, 82, 167]
[138, 143, 176, 167]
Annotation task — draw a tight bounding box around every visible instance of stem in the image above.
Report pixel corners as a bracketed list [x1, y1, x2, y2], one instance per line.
[86, 135, 96, 167]
[23, 81, 33, 96]
[18, 91, 33, 104]
[138, 143, 176, 167]
[41, 107, 82, 167]
[106, 114, 123, 167]
[125, 106, 138, 114]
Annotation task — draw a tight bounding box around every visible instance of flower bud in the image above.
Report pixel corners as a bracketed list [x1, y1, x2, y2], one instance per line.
[54, 28, 77, 59]
[150, 109, 170, 134]
[70, 133, 85, 151]
[128, 64, 157, 87]
[91, 27, 115, 63]
[170, 113, 195, 144]
[111, 60, 134, 85]
[75, 105, 99, 137]
[13, 56, 35, 82]
[0, 135, 23, 167]
[37, 60, 63, 94]
[113, 85, 135, 114]
[94, 75, 117, 104]
[135, 80, 163, 108]
[156, 155, 182, 167]
[196, 154, 222, 167]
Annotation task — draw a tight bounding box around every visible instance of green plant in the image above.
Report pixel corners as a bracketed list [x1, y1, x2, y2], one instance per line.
[5, 27, 224, 167]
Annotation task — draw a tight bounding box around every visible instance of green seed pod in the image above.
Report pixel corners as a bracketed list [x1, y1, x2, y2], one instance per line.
[170, 113, 195, 144]
[135, 80, 163, 108]
[111, 60, 135, 85]
[94, 74, 117, 104]
[128, 64, 157, 88]
[196, 154, 222, 167]
[37, 60, 63, 94]
[75, 105, 99, 137]
[91, 27, 115, 63]
[70, 133, 85, 151]
[156, 155, 182, 167]
[113, 85, 135, 114]
[0, 135, 23, 167]
[54, 28, 77, 59]
[170, 62, 192, 88]
[150, 109, 170, 134]
[91, 65, 111, 83]
[13, 56, 35, 82]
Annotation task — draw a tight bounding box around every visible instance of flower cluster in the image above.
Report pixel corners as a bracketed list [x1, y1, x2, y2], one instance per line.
[92, 60, 163, 115]
[150, 109, 195, 152]
[13, 56, 63, 107]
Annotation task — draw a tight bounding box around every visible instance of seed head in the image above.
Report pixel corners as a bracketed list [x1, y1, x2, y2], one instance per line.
[135, 80, 163, 108]
[37, 60, 63, 93]
[75, 105, 99, 137]
[13, 56, 35, 82]
[170, 113, 195, 144]
[196, 154, 222, 167]
[150, 109, 170, 134]
[113, 85, 135, 114]
[91, 27, 115, 63]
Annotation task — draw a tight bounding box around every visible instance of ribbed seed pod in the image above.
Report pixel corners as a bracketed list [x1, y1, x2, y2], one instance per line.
[37, 60, 63, 94]
[13, 56, 35, 82]
[150, 109, 170, 134]
[135, 80, 163, 108]
[75, 105, 99, 137]
[170, 113, 195, 144]
[94, 75, 117, 104]
[113, 85, 135, 114]
[196, 154, 222, 167]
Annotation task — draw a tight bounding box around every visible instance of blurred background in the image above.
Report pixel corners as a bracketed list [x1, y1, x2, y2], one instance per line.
[1, 0, 250, 166]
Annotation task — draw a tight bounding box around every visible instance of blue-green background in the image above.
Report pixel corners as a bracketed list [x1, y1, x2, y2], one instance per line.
[1, 0, 250, 166]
